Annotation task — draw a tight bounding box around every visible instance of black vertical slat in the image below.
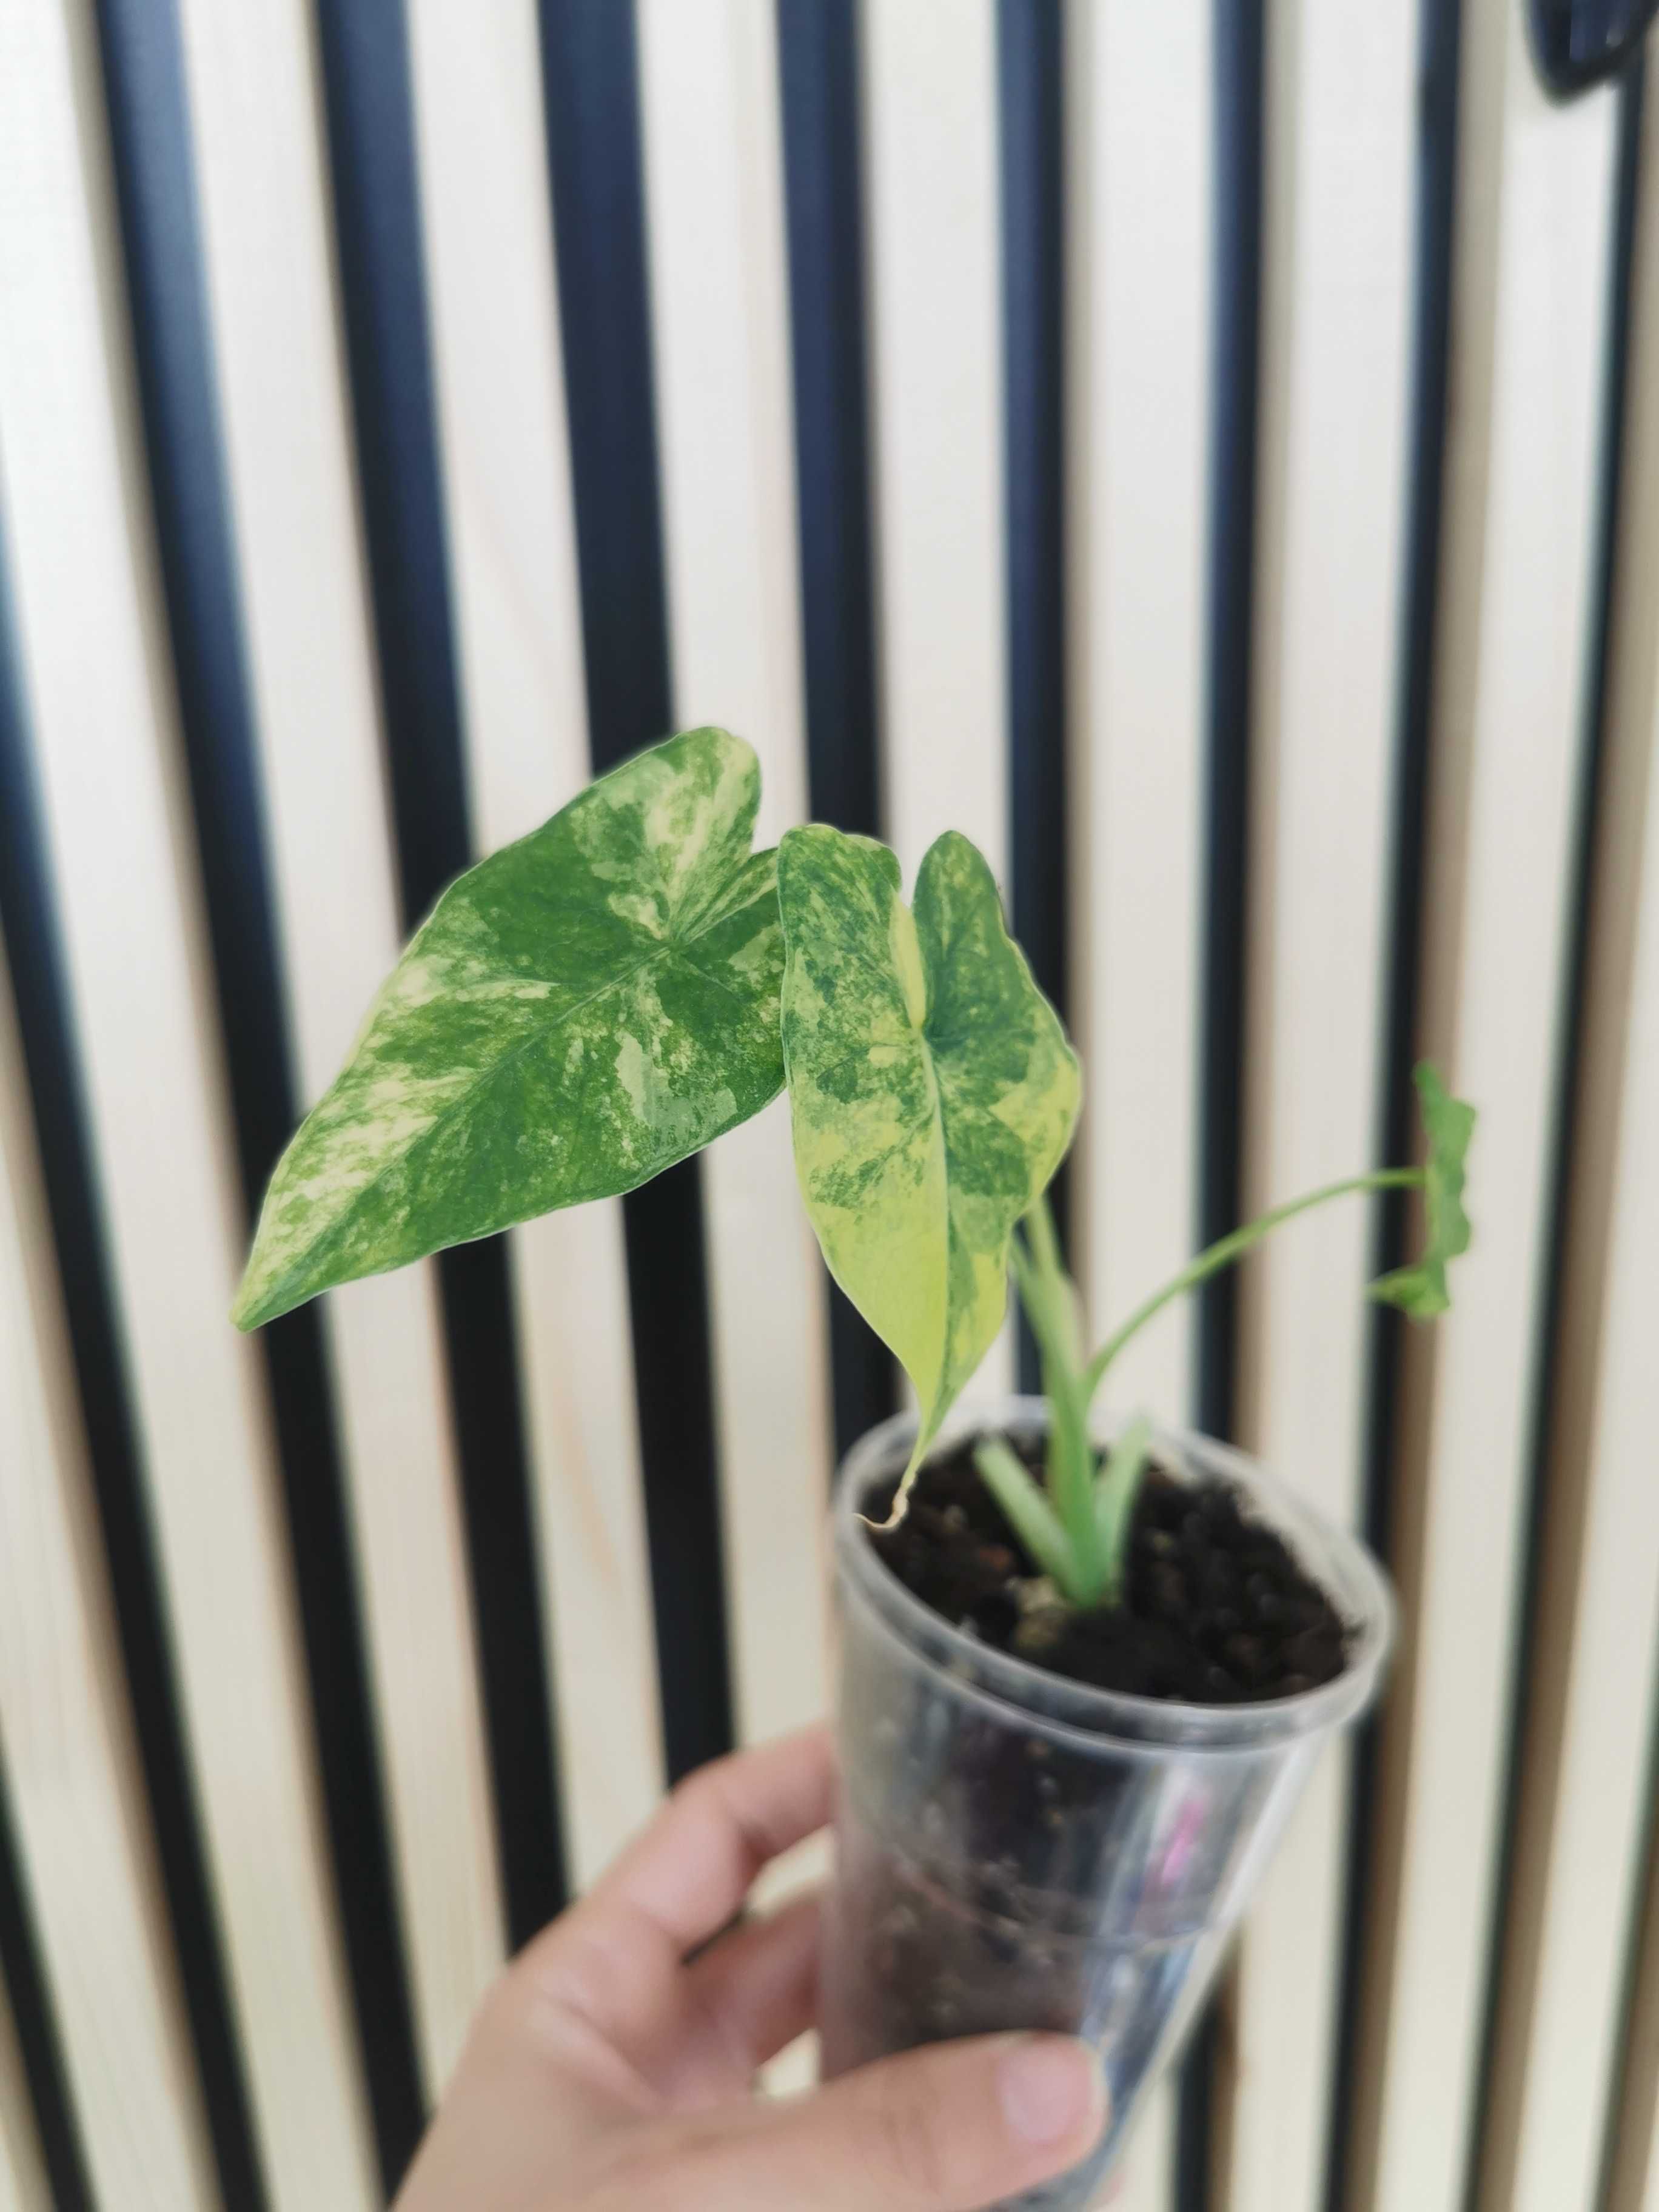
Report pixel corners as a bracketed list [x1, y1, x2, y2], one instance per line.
[0, 495, 270, 2205]
[1463, 49, 1647, 2208]
[90, 1, 427, 2187]
[1598, 1687, 1659, 2209]
[997, 0, 1070, 1394]
[0, 1754, 92, 2211]
[310, 0, 571, 1952]
[1182, 2, 1267, 2205]
[1327, 5, 1465, 2207]
[1197, 0, 1265, 1450]
[775, 0, 896, 1468]
[536, 0, 736, 1781]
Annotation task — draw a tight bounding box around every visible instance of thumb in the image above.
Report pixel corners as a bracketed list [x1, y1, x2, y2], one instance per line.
[643, 2033, 1107, 2211]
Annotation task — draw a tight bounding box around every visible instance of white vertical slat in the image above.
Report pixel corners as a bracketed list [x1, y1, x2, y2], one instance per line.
[0, 1990, 45, 2212]
[0, 934, 216, 2211]
[1353, 7, 1619, 2207]
[0, 4, 377, 2205]
[637, 0, 833, 1758]
[1113, 2077, 1178, 2212]
[404, 0, 665, 1888]
[862, 0, 1011, 1398]
[1223, 9, 1418, 2212]
[1065, 11, 1211, 2204]
[172, 0, 502, 2094]
[1066, 0, 1209, 1416]
[1478, 84, 1659, 2207]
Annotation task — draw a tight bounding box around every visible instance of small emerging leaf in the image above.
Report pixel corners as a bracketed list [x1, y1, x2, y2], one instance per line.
[1094, 1413, 1154, 1605]
[1370, 1062, 1476, 1319]
[235, 728, 783, 1329]
[778, 826, 1080, 1485]
[973, 1438, 1081, 1599]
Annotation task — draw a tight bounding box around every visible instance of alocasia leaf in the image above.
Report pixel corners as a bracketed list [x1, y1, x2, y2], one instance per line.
[1370, 1062, 1476, 1319]
[234, 728, 784, 1329]
[777, 825, 1080, 1487]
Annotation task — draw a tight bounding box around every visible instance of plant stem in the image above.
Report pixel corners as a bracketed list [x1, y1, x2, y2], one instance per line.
[1094, 1414, 1153, 1606]
[1022, 1190, 1071, 1335]
[1080, 1167, 1423, 1402]
[973, 1436, 1085, 1600]
[1011, 1200, 1105, 1600]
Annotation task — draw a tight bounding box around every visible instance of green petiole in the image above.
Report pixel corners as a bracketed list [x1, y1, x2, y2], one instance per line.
[982, 1064, 1475, 1613]
[1078, 1168, 1423, 1401]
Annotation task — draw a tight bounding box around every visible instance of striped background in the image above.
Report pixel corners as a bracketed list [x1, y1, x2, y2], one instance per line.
[0, 2, 1656, 2209]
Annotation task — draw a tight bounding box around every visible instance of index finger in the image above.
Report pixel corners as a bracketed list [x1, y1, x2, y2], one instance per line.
[587, 1723, 835, 1954]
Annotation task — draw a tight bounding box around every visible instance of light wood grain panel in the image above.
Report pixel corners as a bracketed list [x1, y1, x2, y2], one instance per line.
[637, 0, 833, 1755]
[0, 934, 215, 2211]
[861, 0, 1007, 891]
[0, 4, 375, 2203]
[1350, 8, 1618, 2208]
[1223, 8, 1418, 2211]
[404, 0, 665, 1889]
[172, 0, 503, 2091]
[860, 0, 1014, 1400]
[1066, 0, 1208, 1419]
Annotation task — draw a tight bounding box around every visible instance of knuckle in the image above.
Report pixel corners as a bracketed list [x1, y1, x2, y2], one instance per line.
[497, 1917, 628, 2051]
[668, 1754, 740, 1834]
[671, 1757, 725, 1811]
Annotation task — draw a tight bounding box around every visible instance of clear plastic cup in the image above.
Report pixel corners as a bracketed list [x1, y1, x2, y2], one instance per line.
[820, 1397, 1395, 2210]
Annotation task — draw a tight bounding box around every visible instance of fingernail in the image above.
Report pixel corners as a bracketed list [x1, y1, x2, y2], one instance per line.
[996, 2036, 1106, 2146]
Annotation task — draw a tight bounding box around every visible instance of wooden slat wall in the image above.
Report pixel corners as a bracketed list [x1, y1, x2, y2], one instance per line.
[1352, 8, 1621, 2210]
[0, 2, 376, 2204]
[0, 930, 213, 2212]
[2, 4, 1659, 2210]
[1225, 8, 1418, 2212]
[403, 0, 665, 1897]
[171, 0, 503, 2100]
[1480, 64, 1659, 2212]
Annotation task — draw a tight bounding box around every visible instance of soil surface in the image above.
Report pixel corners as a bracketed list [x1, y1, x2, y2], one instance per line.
[870, 1432, 1349, 1704]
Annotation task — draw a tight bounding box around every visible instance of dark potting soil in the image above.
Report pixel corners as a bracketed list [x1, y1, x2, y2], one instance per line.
[868, 1432, 1350, 1704]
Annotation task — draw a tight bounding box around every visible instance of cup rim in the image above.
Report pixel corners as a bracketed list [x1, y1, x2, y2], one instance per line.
[833, 1394, 1396, 1754]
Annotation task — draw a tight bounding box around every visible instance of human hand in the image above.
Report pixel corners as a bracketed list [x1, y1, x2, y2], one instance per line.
[393, 1724, 1107, 2210]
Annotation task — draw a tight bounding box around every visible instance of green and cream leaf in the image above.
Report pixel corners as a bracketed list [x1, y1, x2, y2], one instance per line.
[234, 728, 784, 1329]
[777, 825, 1080, 1494]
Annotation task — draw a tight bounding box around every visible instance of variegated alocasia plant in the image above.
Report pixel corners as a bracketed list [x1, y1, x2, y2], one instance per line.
[233, 726, 1475, 1615]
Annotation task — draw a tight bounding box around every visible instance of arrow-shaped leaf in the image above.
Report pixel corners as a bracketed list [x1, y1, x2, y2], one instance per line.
[1370, 1062, 1476, 1319]
[235, 727, 784, 1329]
[777, 825, 1080, 1489]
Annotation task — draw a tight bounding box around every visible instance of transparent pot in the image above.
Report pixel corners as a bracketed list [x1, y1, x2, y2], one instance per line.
[820, 1398, 1395, 2210]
